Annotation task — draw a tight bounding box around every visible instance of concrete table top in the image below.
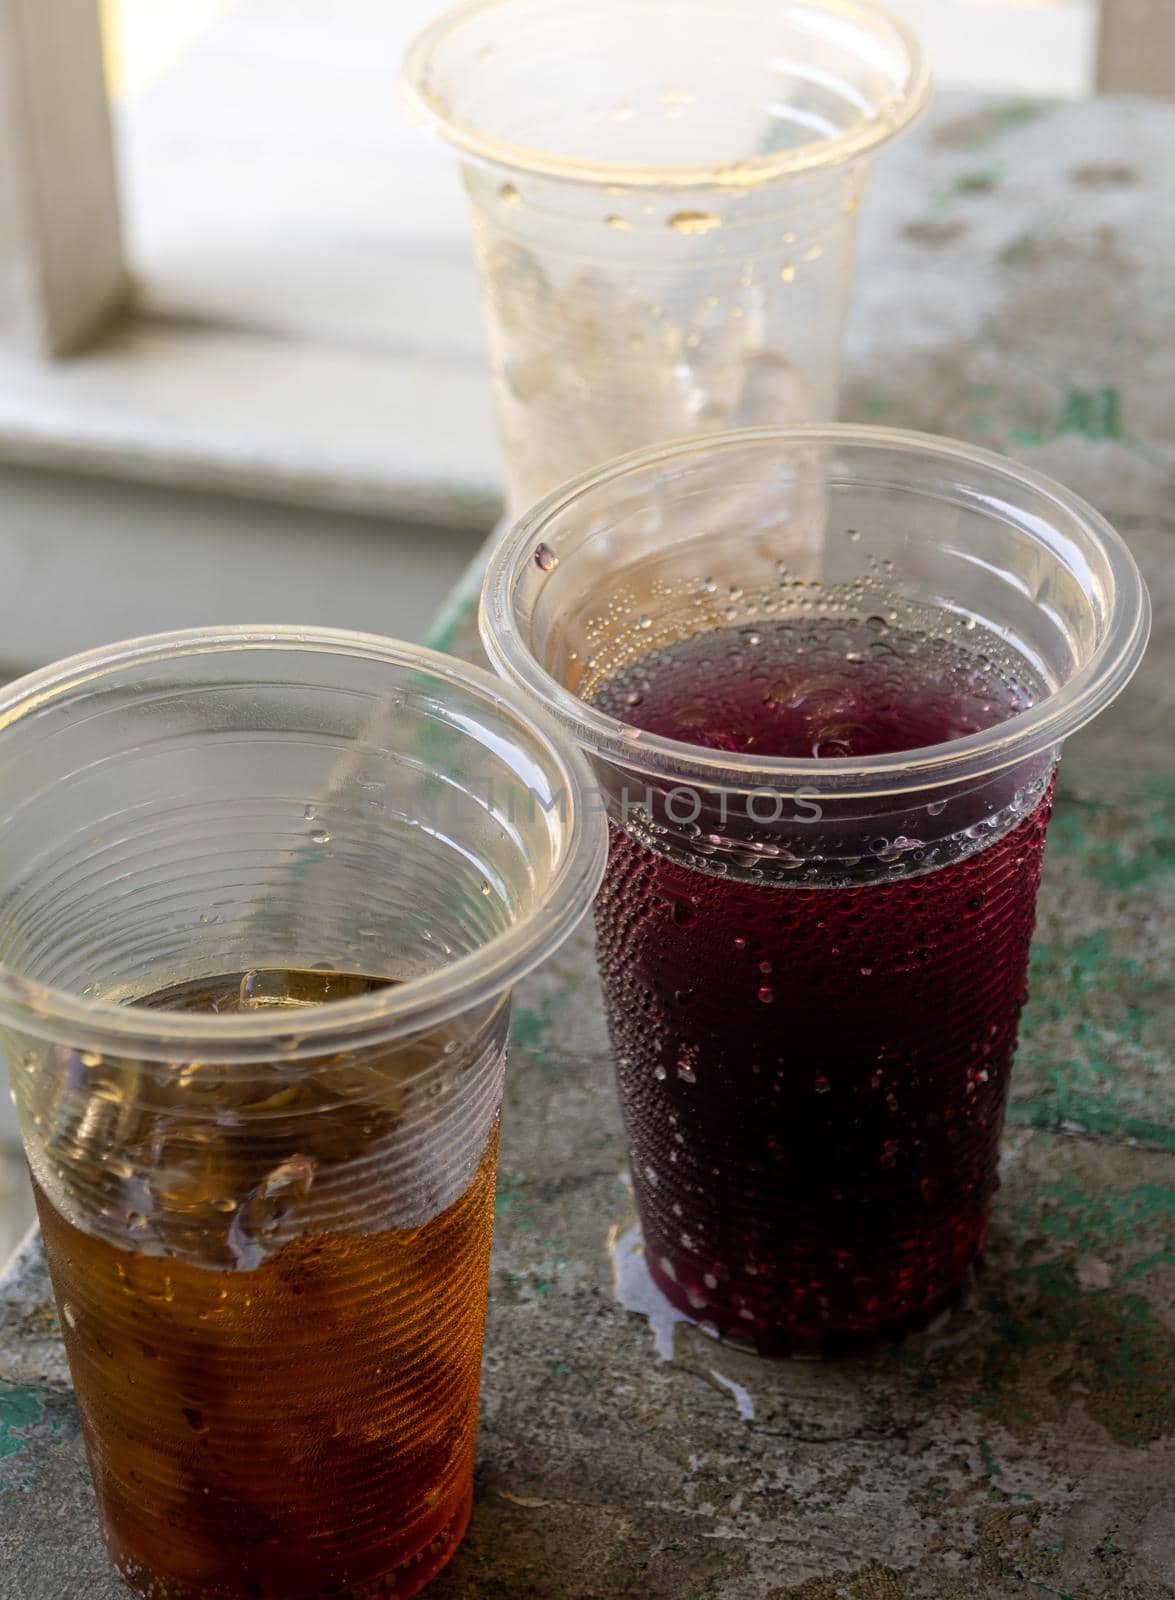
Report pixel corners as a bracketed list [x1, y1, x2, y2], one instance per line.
[3, 91, 1173, 1599]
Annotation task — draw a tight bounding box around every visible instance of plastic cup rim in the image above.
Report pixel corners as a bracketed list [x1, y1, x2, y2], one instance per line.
[0, 625, 608, 1061]
[479, 423, 1151, 796]
[399, 0, 932, 189]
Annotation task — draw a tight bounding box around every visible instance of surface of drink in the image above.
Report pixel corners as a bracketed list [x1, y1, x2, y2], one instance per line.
[592, 616, 1052, 1354]
[34, 969, 499, 1600]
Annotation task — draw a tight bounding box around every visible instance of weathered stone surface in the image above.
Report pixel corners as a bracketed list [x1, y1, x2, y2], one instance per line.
[2, 91, 1173, 1599]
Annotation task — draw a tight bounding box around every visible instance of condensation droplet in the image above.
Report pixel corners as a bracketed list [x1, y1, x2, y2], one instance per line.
[310, 829, 331, 846]
[500, 182, 523, 207]
[534, 542, 559, 572]
[779, 262, 797, 282]
[605, 214, 632, 231]
[668, 210, 722, 235]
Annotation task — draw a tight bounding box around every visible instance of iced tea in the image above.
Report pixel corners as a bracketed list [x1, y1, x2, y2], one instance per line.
[32, 970, 500, 1600]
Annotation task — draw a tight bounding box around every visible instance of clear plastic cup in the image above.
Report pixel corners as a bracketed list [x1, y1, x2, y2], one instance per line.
[400, 0, 930, 511]
[481, 425, 1149, 1355]
[0, 626, 605, 1599]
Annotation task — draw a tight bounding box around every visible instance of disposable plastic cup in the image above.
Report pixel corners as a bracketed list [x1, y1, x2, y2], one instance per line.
[481, 426, 1149, 1355]
[0, 626, 605, 1598]
[401, 0, 930, 511]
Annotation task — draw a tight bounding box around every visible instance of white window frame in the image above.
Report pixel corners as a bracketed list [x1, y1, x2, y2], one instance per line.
[1096, 0, 1175, 97]
[0, 1, 1167, 529]
[0, 0, 126, 355]
[0, 0, 501, 530]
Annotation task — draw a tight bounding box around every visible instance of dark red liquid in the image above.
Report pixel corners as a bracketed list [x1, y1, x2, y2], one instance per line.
[592, 617, 1051, 1355]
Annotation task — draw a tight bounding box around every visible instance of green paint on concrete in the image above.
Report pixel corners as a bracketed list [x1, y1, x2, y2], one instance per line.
[979, 1439, 1002, 1478]
[928, 167, 1003, 214]
[988, 101, 1050, 140]
[494, 1172, 526, 1220]
[954, 169, 1001, 195]
[0, 1381, 45, 1462]
[933, 99, 1050, 152]
[1011, 387, 1127, 447]
[1012, 900, 1173, 1150]
[1059, 386, 1124, 440]
[1000, 231, 1042, 267]
[424, 592, 479, 657]
[511, 992, 572, 1077]
[1015, 1179, 1174, 1258]
[1006, 1099, 1174, 1151]
[973, 1260, 1174, 1447]
[1047, 785, 1175, 892]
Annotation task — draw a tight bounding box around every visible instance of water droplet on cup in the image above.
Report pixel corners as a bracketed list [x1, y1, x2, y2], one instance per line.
[533, 542, 558, 572]
[668, 210, 722, 235]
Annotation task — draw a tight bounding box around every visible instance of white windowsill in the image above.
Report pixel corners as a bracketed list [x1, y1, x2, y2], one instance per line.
[0, 0, 1100, 526]
[0, 307, 502, 530]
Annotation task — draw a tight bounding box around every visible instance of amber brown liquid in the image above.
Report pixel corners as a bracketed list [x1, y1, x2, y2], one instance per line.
[35, 970, 498, 1600]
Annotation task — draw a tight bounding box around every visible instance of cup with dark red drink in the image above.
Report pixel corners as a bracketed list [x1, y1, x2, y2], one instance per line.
[481, 426, 1149, 1356]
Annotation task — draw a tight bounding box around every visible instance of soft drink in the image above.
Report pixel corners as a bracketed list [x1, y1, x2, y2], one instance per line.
[591, 616, 1051, 1353]
[33, 970, 498, 1600]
